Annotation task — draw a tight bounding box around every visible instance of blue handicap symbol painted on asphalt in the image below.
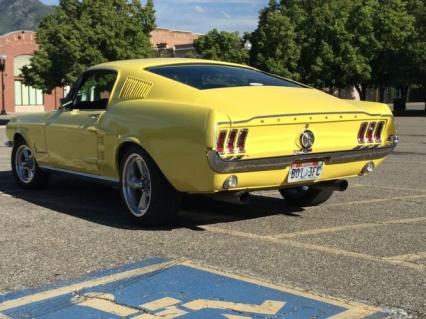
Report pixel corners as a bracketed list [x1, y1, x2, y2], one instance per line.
[0, 257, 385, 318]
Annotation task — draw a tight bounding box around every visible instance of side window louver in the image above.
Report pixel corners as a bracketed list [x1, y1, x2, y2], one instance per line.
[119, 76, 153, 100]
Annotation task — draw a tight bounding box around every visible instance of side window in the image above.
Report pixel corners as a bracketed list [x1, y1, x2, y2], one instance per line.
[73, 71, 117, 110]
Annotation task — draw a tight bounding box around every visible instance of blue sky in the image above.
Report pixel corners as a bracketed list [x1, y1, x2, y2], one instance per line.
[40, 0, 268, 33]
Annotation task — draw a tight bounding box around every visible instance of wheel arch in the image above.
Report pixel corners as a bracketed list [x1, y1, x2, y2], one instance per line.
[13, 130, 29, 145]
[115, 138, 160, 174]
[115, 138, 144, 171]
[115, 139, 177, 190]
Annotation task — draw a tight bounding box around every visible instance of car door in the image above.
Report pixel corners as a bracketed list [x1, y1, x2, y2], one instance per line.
[45, 70, 117, 174]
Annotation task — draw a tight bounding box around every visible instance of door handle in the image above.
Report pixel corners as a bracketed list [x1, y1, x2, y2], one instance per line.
[89, 114, 100, 120]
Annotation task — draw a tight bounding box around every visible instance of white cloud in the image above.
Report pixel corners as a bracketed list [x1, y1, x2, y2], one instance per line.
[221, 11, 231, 19]
[194, 5, 206, 13]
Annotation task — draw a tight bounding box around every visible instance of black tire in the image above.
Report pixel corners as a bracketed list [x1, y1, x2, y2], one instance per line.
[119, 145, 181, 226]
[279, 186, 334, 207]
[11, 138, 49, 189]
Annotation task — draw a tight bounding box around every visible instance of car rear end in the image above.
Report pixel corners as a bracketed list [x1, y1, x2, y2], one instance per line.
[207, 109, 397, 193]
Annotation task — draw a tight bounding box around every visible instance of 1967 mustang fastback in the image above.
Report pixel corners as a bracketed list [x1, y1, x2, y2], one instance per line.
[6, 58, 398, 225]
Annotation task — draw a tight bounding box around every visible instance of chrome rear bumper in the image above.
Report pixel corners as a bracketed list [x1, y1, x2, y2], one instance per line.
[207, 144, 396, 174]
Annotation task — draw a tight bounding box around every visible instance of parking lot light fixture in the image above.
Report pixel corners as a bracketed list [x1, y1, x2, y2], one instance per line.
[244, 40, 252, 52]
[0, 54, 7, 116]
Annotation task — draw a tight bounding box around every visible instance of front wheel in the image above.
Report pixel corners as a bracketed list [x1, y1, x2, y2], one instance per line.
[11, 139, 49, 189]
[279, 186, 334, 207]
[120, 146, 181, 226]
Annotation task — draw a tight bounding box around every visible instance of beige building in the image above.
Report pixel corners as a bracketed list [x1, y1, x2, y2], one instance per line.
[150, 28, 200, 57]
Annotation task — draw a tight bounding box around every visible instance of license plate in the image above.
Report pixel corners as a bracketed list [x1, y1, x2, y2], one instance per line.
[288, 161, 323, 183]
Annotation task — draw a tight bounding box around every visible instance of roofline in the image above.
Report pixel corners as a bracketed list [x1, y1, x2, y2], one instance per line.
[0, 30, 36, 38]
[92, 58, 256, 71]
[152, 28, 203, 36]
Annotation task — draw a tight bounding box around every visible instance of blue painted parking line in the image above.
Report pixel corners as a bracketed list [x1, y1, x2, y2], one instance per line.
[0, 258, 385, 318]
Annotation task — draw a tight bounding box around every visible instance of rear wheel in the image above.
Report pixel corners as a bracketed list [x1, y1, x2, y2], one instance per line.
[279, 186, 334, 207]
[11, 139, 49, 189]
[120, 145, 181, 226]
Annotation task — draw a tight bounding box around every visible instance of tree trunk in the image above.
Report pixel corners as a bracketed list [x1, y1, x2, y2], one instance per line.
[355, 84, 367, 101]
[379, 87, 385, 103]
[400, 86, 409, 110]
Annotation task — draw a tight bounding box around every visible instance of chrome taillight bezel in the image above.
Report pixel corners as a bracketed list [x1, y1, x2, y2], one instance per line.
[366, 122, 377, 143]
[216, 130, 227, 154]
[374, 121, 385, 143]
[216, 128, 249, 155]
[358, 122, 368, 143]
[236, 129, 249, 153]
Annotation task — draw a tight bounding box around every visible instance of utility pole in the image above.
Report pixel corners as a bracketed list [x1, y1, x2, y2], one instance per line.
[0, 54, 7, 115]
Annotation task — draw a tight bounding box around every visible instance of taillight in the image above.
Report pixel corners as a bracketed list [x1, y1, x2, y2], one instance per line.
[358, 122, 368, 143]
[216, 128, 249, 155]
[374, 121, 385, 143]
[237, 129, 248, 153]
[216, 130, 227, 154]
[366, 122, 377, 143]
[227, 129, 238, 153]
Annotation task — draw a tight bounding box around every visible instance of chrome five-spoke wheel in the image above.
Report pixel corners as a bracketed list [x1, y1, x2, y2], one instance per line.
[12, 139, 49, 189]
[119, 145, 181, 226]
[15, 144, 36, 184]
[122, 153, 152, 217]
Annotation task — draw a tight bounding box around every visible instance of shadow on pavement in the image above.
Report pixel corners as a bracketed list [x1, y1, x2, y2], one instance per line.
[0, 170, 304, 231]
[394, 110, 426, 117]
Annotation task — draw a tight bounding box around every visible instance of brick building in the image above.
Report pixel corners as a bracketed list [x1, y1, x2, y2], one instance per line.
[0, 30, 63, 113]
[0, 28, 199, 114]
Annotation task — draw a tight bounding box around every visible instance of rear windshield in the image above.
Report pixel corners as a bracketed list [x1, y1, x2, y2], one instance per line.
[146, 64, 304, 90]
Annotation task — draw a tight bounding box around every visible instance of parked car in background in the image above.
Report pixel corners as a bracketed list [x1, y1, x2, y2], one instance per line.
[6, 58, 398, 225]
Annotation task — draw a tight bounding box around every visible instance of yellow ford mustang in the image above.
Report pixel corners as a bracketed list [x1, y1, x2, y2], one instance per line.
[6, 58, 397, 225]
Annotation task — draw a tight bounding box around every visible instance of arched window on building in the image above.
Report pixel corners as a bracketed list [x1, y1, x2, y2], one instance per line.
[14, 55, 43, 106]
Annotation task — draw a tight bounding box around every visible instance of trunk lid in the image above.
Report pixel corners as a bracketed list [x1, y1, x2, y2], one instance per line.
[198, 86, 364, 123]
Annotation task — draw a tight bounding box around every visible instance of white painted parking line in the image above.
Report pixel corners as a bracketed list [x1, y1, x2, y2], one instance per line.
[273, 217, 426, 239]
[201, 226, 425, 272]
[384, 252, 426, 262]
[352, 184, 426, 193]
[321, 194, 426, 208]
[386, 159, 426, 165]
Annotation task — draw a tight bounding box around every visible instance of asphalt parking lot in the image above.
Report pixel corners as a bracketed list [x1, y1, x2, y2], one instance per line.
[0, 114, 425, 318]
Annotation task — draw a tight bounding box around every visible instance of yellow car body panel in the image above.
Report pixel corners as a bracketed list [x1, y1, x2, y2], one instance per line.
[6, 58, 397, 193]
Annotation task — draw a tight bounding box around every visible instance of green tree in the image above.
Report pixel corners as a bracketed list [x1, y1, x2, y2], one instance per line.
[193, 29, 249, 64]
[345, 0, 378, 100]
[294, 0, 376, 92]
[250, 0, 300, 79]
[404, 0, 426, 107]
[22, 0, 156, 92]
[251, 0, 376, 92]
[369, 0, 416, 102]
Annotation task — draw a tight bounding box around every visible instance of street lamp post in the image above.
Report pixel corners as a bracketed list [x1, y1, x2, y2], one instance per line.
[243, 40, 252, 65]
[0, 54, 7, 115]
